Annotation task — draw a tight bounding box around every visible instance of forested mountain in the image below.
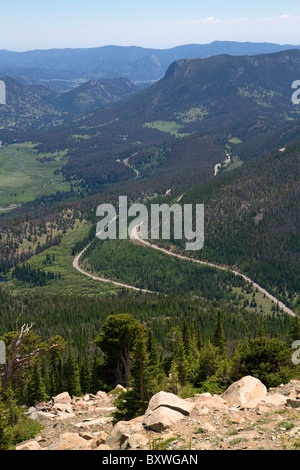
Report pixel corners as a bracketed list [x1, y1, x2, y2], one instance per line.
[0, 41, 299, 83]
[164, 145, 300, 311]
[25, 50, 300, 192]
[1, 45, 300, 448]
[0, 76, 140, 131]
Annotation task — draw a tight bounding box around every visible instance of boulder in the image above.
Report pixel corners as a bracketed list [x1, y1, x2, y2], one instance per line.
[198, 422, 217, 433]
[52, 403, 74, 413]
[246, 393, 288, 409]
[96, 431, 108, 446]
[52, 392, 71, 405]
[97, 444, 112, 450]
[55, 411, 76, 421]
[128, 432, 149, 449]
[191, 395, 228, 415]
[16, 441, 41, 451]
[221, 376, 267, 407]
[74, 417, 112, 428]
[105, 417, 144, 449]
[143, 407, 185, 432]
[145, 391, 194, 416]
[190, 405, 210, 418]
[29, 411, 56, 421]
[52, 433, 90, 450]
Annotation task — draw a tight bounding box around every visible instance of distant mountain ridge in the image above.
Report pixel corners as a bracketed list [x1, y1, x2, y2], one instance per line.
[0, 41, 299, 85]
[30, 49, 300, 191]
[0, 76, 140, 131]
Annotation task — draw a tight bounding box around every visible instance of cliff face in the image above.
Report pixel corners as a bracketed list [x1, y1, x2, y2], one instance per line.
[16, 376, 300, 451]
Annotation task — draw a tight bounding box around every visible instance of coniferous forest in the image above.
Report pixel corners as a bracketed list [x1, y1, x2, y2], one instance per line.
[0, 37, 300, 451]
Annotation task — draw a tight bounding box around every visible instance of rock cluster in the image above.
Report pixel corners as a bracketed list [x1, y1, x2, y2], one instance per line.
[16, 376, 300, 451]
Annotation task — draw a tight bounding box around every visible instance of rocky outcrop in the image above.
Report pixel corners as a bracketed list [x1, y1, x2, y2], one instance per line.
[15, 377, 300, 451]
[105, 417, 144, 449]
[142, 391, 195, 432]
[221, 376, 267, 407]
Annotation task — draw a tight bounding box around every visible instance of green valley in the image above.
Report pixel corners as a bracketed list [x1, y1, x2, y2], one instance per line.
[0, 143, 71, 209]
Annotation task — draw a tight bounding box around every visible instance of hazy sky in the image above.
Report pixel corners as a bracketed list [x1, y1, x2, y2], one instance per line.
[1, 0, 300, 51]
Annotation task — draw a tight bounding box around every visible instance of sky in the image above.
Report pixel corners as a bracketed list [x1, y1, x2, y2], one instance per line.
[1, 0, 300, 51]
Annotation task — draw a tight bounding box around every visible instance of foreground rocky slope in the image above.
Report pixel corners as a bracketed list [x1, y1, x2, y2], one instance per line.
[16, 376, 300, 451]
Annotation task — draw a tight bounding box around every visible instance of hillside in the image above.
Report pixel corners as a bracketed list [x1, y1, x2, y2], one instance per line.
[29, 50, 300, 192]
[14, 378, 300, 451]
[1, 41, 299, 84]
[0, 76, 140, 132]
[162, 145, 300, 312]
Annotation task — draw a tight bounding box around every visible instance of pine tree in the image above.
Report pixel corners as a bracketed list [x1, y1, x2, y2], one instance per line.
[27, 360, 48, 405]
[49, 350, 64, 397]
[256, 316, 266, 339]
[186, 328, 200, 385]
[80, 353, 92, 394]
[288, 315, 300, 342]
[213, 311, 226, 354]
[169, 359, 180, 395]
[90, 355, 105, 394]
[64, 346, 82, 397]
[113, 325, 158, 421]
[170, 327, 190, 386]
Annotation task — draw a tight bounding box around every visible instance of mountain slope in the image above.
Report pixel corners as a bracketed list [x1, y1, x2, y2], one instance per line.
[171, 145, 300, 312]
[1, 41, 300, 83]
[0, 76, 140, 132]
[32, 50, 300, 191]
[58, 78, 139, 115]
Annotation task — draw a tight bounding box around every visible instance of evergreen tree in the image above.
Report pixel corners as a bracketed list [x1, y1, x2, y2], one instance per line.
[169, 327, 190, 386]
[90, 355, 106, 394]
[80, 353, 92, 394]
[27, 360, 48, 405]
[113, 325, 158, 421]
[195, 340, 221, 384]
[95, 313, 141, 387]
[186, 327, 200, 385]
[48, 350, 64, 397]
[0, 398, 10, 450]
[169, 359, 180, 395]
[213, 310, 226, 354]
[256, 316, 266, 339]
[64, 346, 82, 397]
[287, 315, 300, 343]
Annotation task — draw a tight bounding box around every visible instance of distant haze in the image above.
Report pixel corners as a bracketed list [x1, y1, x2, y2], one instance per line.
[1, 1, 300, 50]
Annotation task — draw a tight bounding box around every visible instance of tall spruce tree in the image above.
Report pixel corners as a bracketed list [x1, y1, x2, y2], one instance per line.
[64, 346, 82, 397]
[213, 311, 226, 354]
[113, 325, 158, 421]
[170, 327, 190, 386]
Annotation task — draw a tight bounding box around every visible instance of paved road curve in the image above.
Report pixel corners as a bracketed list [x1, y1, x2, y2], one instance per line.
[130, 224, 297, 317]
[72, 221, 296, 317]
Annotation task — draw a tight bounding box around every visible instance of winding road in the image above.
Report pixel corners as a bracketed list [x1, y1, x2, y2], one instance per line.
[73, 222, 296, 317]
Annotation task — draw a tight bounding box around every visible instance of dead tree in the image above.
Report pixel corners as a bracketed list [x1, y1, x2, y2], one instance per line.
[1, 323, 62, 398]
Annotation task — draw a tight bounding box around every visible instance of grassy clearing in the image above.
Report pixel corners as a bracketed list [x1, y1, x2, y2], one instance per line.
[0, 142, 70, 208]
[144, 121, 190, 137]
[223, 155, 244, 172]
[4, 220, 123, 298]
[229, 137, 242, 145]
[175, 106, 208, 123]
